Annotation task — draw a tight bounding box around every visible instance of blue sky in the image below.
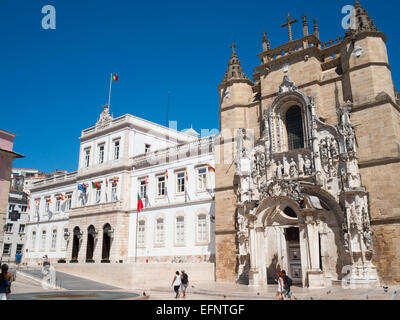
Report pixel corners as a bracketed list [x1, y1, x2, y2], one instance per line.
[1, 0, 399, 173]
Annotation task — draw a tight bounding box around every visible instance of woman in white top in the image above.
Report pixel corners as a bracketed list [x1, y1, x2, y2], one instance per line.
[275, 271, 285, 300]
[171, 271, 181, 298]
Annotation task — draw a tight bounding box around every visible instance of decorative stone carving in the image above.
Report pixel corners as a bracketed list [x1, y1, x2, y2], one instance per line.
[289, 158, 298, 178]
[304, 155, 312, 176]
[278, 75, 297, 94]
[96, 105, 113, 129]
[264, 180, 304, 205]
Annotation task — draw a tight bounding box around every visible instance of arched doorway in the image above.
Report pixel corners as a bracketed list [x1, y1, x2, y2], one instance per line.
[71, 227, 81, 262]
[248, 194, 344, 288]
[86, 225, 96, 262]
[102, 224, 112, 262]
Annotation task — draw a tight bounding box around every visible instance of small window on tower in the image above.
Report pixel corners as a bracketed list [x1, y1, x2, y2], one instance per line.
[145, 144, 151, 153]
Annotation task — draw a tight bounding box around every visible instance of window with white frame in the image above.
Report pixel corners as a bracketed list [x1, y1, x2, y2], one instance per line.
[98, 144, 105, 164]
[35, 205, 39, 216]
[65, 193, 72, 210]
[113, 140, 120, 160]
[31, 231, 36, 251]
[155, 218, 164, 245]
[157, 176, 165, 197]
[51, 229, 57, 249]
[197, 214, 208, 242]
[175, 216, 185, 244]
[80, 191, 88, 206]
[55, 199, 61, 212]
[41, 230, 47, 250]
[6, 223, 13, 233]
[139, 179, 147, 199]
[145, 144, 151, 153]
[2, 244, 11, 255]
[197, 168, 207, 192]
[21, 206, 27, 213]
[138, 220, 145, 245]
[8, 204, 15, 212]
[176, 172, 185, 194]
[84, 148, 91, 167]
[45, 201, 50, 213]
[16, 244, 23, 254]
[111, 182, 118, 201]
[19, 224, 25, 233]
[96, 185, 102, 204]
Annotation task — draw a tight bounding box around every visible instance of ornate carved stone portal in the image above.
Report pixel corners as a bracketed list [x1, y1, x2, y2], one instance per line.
[235, 75, 378, 288]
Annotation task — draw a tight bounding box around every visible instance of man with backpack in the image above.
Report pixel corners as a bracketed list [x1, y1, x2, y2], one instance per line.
[282, 270, 293, 300]
[180, 270, 189, 298]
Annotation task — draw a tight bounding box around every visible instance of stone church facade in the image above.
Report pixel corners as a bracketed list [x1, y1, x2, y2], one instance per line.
[215, 1, 400, 286]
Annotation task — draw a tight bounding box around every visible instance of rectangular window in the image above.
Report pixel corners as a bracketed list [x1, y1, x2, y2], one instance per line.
[2, 244, 11, 255]
[197, 215, 207, 242]
[145, 144, 151, 153]
[197, 168, 207, 192]
[31, 231, 36, 251]
[8, 204, 15, 212]
[156, 218, 164, 244]
[21, 206, 27, 213]
[51, 229, 57, 249]
[176, 172, 185, 193]
[16, 244, 23, 254]
[19, 224, 25, 233]
[85, 148, 90, 167]
[138, 220, 145, 245]
[111, 183, 118, 201]
[45, 201, 50, 213]
[6, 223, 13, 233]
[176, 216, 185, 244]
[99, 144, 104, 164]
[41, 230, 47, 250]
[113, 140, 120, 160]
[35, 205, 39, 216]
[98, 144, 105, 164]
[96, 185, 102, 204]
[65, 193, 72, 210]
[157, 176, 165, 196]
[55, 199, 61, 212]
[139, 179, 147, 199]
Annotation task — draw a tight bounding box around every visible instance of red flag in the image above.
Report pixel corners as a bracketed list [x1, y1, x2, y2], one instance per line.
[137, 193, 144, 213]
[113, 74, 119, 82]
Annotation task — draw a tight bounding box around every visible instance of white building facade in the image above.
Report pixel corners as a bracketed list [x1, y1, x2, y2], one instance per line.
[24, 105, 216, 267]
[129, 136, 216, 263]
[2, 189, 29, 260]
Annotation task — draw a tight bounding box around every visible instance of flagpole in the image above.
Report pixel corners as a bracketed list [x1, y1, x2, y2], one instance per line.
[135, 210, 138, 263]
[108, 73, 113, 107]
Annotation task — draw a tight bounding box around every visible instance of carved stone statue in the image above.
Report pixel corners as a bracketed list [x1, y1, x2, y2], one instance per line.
[289, 158, 298, 178]
[276, 161, 283, 179]
[304, 155, 312, 175]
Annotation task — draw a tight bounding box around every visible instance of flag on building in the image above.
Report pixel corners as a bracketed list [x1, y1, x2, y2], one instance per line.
[185, 168, 188, 181]
[145, 176, 149, 185]
[78, 184, 88, 192]
[208, 164, 215, 172]
[137, 193, 144, 213]
[165, 169, 169, 179]
[113, 177, 119, 186]
[92, 182, 101, 190]
[112, 74, 119, 82]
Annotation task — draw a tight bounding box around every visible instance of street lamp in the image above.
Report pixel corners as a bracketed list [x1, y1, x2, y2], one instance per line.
[64, 230, 70, 241]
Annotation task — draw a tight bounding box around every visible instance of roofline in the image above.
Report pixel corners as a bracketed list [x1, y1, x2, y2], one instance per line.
[0, 148, 24, 159]
[0, 129, 17, 137]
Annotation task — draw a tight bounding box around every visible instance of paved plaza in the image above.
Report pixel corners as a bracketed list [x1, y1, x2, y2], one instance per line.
[8, 268, 400, 300]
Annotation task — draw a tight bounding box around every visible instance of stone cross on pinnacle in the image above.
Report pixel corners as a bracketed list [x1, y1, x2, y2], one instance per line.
[281, 13, 298, 42]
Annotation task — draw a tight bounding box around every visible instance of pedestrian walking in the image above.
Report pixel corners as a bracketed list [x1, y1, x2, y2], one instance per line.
[282, 270, 293, 300]
[180, 270, 189, 298]
[171, 271, 181, 298]
[275, 271, 285, 300]
[15, 252, 22, 270]
[1, 264, 12, 300]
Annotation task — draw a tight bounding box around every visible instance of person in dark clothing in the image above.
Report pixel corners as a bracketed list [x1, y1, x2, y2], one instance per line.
[180, 270, 189, 298]
[282, 270, 293, 300]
